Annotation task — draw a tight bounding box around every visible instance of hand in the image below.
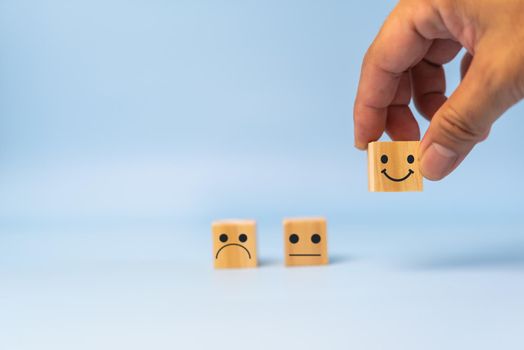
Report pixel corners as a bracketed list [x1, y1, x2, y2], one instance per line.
[353, 0, 524, 180]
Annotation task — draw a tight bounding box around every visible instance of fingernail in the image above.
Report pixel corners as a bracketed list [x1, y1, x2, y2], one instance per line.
[354, 140, 367, 150]
[420, 143, 458, 180]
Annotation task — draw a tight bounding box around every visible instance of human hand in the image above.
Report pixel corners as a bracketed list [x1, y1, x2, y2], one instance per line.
[354, 0, 524, 180]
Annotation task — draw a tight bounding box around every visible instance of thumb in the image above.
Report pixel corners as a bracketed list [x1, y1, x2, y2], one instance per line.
[419, 52, 520, 180]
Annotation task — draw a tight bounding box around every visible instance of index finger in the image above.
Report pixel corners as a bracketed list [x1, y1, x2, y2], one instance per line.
[353, 4, 450, 149]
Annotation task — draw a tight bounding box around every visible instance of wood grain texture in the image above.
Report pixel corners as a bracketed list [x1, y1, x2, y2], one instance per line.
[212, 219, 258, 269]
[283, 217, 328, 267]
[368, 141, 423, 192]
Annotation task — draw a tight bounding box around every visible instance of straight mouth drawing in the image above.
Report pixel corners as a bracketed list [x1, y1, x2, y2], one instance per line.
[381, 169, 414, 182]
[289, 254, 321, 257]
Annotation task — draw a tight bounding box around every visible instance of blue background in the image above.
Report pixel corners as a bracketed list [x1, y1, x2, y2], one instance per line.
[1, 1, 523, 349]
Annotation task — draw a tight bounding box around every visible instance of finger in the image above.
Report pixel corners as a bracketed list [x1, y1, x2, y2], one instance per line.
[354, 5, 452, 149]
[419, 51, 517, 180]
[460, 52, 473, 79]
[390, 71, 412, 105]
[411, 59, 447, 120]
[412, 40, 462, 120]
[386, 106, 420, 141]
[385, 71, 420, 141]
[425, 39, 463, 65]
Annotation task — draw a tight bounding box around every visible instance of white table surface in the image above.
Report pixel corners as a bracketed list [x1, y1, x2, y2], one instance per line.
[2, 221, 523, 350]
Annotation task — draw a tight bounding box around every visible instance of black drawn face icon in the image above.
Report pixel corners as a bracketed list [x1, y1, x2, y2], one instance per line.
[287, 232, 323, 257]
[380, 153, 415, 182]
[215, 232, 252, 259]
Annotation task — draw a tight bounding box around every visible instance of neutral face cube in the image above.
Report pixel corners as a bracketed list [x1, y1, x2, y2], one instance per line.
[368, 141, 423, 192]
[212, 220, 257, 269]
[283, 217, 328, 266]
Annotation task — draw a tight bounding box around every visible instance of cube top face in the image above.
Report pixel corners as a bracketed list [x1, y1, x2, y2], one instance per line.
[368, 141, 423, 192]
[283, 217, 328, 267]
[212, 219, 257, 269]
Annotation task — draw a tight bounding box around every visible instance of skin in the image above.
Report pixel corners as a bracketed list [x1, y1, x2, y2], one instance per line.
[354, 0, 524, 180]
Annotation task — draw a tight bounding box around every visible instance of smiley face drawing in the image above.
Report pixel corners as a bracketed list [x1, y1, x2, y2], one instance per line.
[284, 217, 328, 267]
[368, 141, 423, 192]
[212, 220, 257, 269]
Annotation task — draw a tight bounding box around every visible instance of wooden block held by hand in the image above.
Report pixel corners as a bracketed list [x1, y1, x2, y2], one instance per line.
[212, 219, 258, 269]
[368, 141, 423, 192]
[283, 217, 328, 267]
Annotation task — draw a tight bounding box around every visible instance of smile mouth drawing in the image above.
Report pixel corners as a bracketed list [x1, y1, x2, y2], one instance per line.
[381, 169, 414, 182]
[215, 243, 251, 259]
[289, 254, 321, 257]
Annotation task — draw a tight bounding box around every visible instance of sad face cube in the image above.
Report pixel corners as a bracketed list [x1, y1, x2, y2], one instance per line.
[212, 219, 258, 269]
[368, 141, 423, 192]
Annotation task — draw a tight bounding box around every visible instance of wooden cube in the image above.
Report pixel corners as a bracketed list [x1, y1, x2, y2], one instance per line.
[212, 219, 258, 269]
[283, 217, 328, 267]
[368, 141, 423, 192]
